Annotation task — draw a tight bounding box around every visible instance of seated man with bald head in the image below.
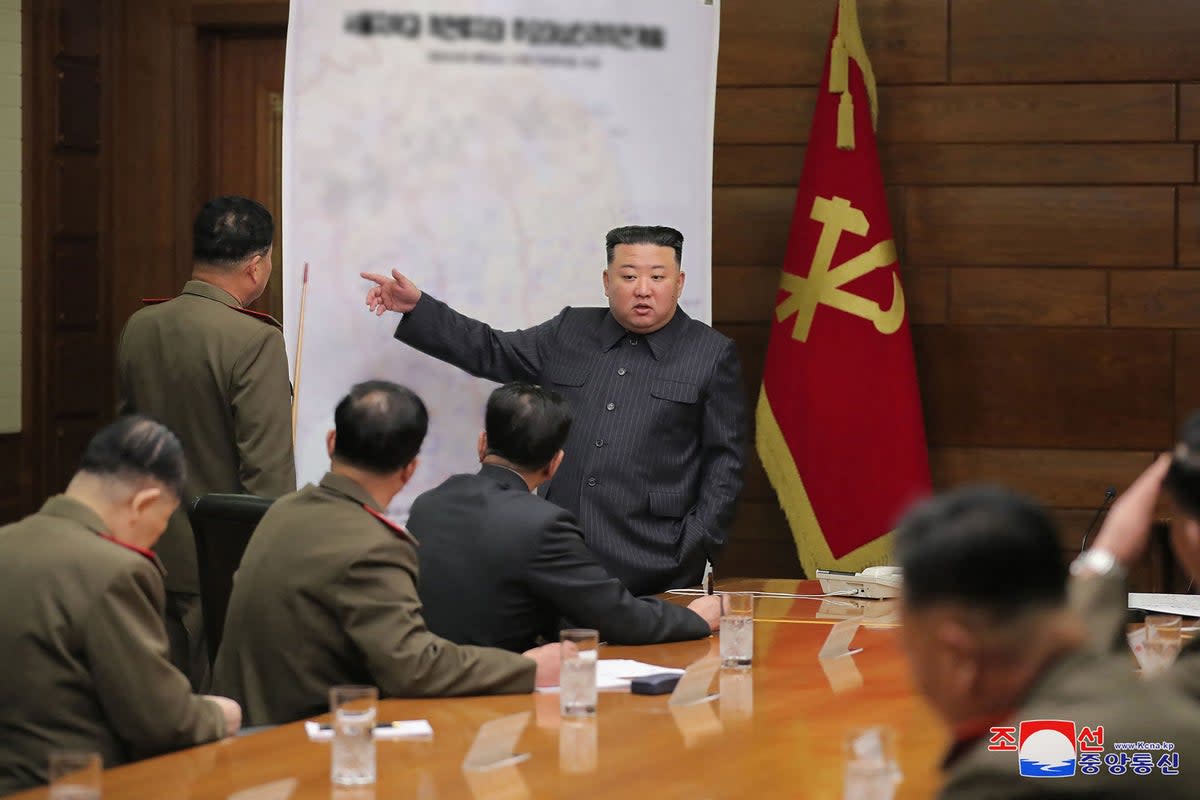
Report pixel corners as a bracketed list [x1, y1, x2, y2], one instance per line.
[0, 417, 240, 796]
[896, 486, 1198, 798]
[213, 381, 561, 726]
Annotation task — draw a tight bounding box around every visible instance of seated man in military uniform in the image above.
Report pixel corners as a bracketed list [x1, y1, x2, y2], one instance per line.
[213, 381, 561, 726]
[0, 416, 240, 796]
[896, 485, 1198, 799]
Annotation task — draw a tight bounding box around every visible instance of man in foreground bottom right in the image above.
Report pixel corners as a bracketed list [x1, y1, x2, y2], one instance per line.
[894, 483, 1197, 798]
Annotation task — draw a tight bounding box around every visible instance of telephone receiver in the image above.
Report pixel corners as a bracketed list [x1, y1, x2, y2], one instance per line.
[816, 566, 903, 599]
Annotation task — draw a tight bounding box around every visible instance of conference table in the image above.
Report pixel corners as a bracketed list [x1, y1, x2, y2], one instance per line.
[10, 579, 945, 799]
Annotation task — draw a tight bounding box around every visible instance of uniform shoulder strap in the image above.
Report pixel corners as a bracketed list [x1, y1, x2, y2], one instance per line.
[361, 504, 417, 545]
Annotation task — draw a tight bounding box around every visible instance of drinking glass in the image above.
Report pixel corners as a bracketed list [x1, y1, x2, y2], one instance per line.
[329, 685, 378, 786]
[48, 751, 101, 800]
[560, 629, 599, 717]
[719, 592, 755, 668]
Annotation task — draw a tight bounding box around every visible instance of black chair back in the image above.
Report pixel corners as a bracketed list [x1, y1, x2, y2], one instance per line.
[189, 493, 274, 667]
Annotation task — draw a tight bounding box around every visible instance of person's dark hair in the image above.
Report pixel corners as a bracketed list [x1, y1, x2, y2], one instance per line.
[605, 225, 683, 268]
[895, 485, 1067, 617]
[193, 195, 274, 268]
[78, 415, 188, 500]
[1164, 411, 1200, 519]
[485, 383, 573, 472]
[333, 381, 428, 474]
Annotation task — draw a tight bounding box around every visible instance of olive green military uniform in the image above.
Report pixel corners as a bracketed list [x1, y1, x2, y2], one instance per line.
[211, 472, 536, 726]
[0, 497, 225, 796]
[1071, 570, 1200, 701]
[117, 279, 296, 684]
[941, 647, 1198, 798]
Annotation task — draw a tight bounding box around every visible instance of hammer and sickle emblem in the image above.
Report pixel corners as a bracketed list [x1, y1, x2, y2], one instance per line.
[775, 195, 905, 343]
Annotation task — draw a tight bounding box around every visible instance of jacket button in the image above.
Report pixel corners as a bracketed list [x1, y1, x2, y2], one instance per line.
[606, 402, 615, 411]
[595, 439, 605, 448]
[587, 477, 597, 487]
[617, 367, 627, 376]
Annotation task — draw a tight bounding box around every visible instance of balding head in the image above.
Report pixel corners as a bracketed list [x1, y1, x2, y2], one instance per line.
[332, 381, 428, 476]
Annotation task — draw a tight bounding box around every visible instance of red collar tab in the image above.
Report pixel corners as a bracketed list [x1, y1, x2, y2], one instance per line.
[362, 504, 417, 545]
[141, 297, 171, 305]
[231, 305, 282, 328]
[95, 532, 158, 562]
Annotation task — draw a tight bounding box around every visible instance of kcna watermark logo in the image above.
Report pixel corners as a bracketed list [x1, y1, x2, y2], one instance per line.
[987, 720, 1180, 778]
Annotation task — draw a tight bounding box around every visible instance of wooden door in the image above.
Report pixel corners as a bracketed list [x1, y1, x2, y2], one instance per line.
[196, 32, 287, 321]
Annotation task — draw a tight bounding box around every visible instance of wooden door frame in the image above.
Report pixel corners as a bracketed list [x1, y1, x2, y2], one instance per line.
[169, 3, 289, 291]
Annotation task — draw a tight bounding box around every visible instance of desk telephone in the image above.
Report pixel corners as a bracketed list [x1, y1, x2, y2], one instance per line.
[815, 565, 903, 599]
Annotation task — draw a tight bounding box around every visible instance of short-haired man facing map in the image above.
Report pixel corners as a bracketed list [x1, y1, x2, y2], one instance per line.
[362, 225, 746, 596]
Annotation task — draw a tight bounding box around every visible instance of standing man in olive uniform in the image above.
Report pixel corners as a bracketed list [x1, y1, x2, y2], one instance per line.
[117, 196, 295, 688]
[212, 382, 561, 726]
[0, 417, 240, 796]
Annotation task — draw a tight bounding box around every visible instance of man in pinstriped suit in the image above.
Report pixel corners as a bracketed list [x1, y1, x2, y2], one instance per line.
[362, 226, 746, 596]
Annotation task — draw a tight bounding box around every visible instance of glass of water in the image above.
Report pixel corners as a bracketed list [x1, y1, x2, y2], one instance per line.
[48, 751, 101, 800]
[560, 628, 599, 717]
[330, 685, 378, 786]
[1144, 614, 1182, 677]
[720, 592, 755, 668]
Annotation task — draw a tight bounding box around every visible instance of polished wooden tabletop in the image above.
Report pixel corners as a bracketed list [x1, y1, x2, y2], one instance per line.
[10, 579, 946, 800]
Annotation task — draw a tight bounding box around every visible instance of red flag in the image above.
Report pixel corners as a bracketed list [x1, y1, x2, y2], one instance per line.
[756, 0, 931, 573]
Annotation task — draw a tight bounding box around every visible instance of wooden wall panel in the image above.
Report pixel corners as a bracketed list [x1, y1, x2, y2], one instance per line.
[18, 0, 109, 513]
[716, 143, 1195, 188]
[712, 187, 794, 266]
[905, 187, 1174, 267]
[951, 0, 1200, 83]
[930, 447, 1157, 508]
[913, 326, 1173, 449]
[0, 434, 22, 503]
[948, 268, 1107, 326]
[718, 0, 946, 87]
[881, 143, 1194, 186]
[715, 88, 817, 145]
[1179, 186, 1200, 267]
[717, 85, 1175, 145]
[1180, 84, 1200, 141]
[1175, 332, 1200, 427]
[1111, 271, 1200, 328]
[878, 84, 1175, 143]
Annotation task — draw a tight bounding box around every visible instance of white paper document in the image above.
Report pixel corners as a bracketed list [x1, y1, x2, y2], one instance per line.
[1128, 593, 1200, 618]
[536, 659, 684, 693]
[304, 719, 433, 742]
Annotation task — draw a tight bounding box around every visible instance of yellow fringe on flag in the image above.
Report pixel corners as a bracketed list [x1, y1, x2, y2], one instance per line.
[756, 389, 895, 576]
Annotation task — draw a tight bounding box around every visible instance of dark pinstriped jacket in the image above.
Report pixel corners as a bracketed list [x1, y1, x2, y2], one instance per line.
[394, 294, 746, 597]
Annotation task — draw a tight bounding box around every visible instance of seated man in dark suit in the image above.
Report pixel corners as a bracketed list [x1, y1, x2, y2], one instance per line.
[896, 486, 1198, 799]
[408, 382, 720, 653]
[212, 381, 561, 726]
[0, 416, 239, 796]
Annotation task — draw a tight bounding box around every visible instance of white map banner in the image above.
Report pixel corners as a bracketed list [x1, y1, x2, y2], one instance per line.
[284, 0, 720, 518]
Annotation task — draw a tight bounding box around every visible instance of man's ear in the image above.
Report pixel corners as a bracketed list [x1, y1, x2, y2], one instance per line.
[544, 449, 565, 482]
[934, 616, 981, 704]
[400, 458, 419, 485]
[477, 431, 488, 463]
[245, 253, 266, 282]
[326, 429, 337, 459]
[602, 268, 610, 298]
[676, 269, 686, 298]
[131, 485, 163, 516]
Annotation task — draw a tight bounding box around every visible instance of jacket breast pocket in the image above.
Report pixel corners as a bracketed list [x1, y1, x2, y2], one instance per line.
[648, 490, 692, 520]
[649, 378, 699, 405]
[545, 366, 587, 388]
